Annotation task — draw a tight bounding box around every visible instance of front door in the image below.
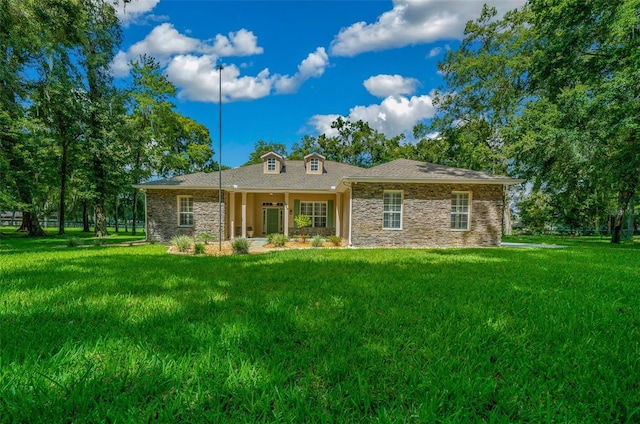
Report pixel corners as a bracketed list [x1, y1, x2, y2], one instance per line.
[264, 208, 282, 234]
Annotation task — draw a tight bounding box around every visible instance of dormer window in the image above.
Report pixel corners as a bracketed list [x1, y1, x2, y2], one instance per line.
[267, 157, 276, 172]
[260, 151, 285, 174]
[304, 152, 325, 175]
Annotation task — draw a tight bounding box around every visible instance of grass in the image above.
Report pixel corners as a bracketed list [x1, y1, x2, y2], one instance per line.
[1, 229, 639, 422]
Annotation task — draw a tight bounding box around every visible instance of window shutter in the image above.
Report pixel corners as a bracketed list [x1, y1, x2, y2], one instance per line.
[293, 199, 300, 228]
[327, 200, 334, 228]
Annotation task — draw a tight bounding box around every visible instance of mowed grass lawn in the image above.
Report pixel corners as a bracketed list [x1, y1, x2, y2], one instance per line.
[1, 229, 639, 423]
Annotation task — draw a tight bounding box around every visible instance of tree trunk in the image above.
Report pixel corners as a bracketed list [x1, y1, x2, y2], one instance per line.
[82, 199, 90, 232]
[18, 210, 46, 237]
[611, 186, 636, 243]
[58, 141, 68, 235]
[114, 201, 119, 233]
[502, 190, 513, 236]
[132, 189, 138, 235]
[94, 199, 108, 237]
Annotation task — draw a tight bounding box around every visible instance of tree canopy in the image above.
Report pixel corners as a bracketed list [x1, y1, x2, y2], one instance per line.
[0, 0, 214, 237]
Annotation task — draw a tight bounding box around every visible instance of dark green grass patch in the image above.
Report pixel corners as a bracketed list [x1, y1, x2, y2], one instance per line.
[1, 236, 639, 422]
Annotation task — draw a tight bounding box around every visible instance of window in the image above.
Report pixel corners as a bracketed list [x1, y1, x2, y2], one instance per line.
[178, 196, 194, 226]
[310, 158, 319, 172]
[451, 192, 470, 230]
[267, 157, 276, 172]
[383, 191, 402, 230]
[300, 201, 327, 227]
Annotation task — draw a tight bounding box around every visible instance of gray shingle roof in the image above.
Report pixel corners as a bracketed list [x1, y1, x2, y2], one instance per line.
[135, 158, 519, 191]
[136, 160, 367, 191]
[356, 159, 517, 182]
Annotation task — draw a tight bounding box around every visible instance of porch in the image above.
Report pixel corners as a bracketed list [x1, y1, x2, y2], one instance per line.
[227, 191, 350, 239]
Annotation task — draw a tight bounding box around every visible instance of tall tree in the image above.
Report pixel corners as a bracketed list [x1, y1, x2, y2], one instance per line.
[33, 54, 87, 235]
[128, 55, 176, 234]
[244, 140, 288, 165]
[127, 55, 214, 232]
[430, 5, 531, 175]
[290, 118, 406, 168]
[522, 0, 640, 242]
[432, 1, 639, 242]
[79, 0, 125, 237]
[0, 0, 80, 236]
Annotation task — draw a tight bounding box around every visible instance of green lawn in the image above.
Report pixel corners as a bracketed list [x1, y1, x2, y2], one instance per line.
[1, 230, 639, 422]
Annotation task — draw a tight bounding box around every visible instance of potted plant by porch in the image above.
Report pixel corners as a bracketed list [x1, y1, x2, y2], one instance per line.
[294, 214, 312, 243]
[247, 226, 253, 238]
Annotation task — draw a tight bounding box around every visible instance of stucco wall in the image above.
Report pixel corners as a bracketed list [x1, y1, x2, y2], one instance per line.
[145, 189, 226, 242]
[350, 183, 503, 247]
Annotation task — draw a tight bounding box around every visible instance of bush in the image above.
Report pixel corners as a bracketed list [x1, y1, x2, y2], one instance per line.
[327, 235, 342, 246]
[170, 235, 193, 253]
[67, 237, 83, 247]
[194, 243, 206, 255]
[195, 233, 215, 245]
[268, 233, 288, 247]
[294, 214, 312, 239]
[311, 235, 324, 247]
[93, 238, 105, 246]
[232, 237, 251, 255]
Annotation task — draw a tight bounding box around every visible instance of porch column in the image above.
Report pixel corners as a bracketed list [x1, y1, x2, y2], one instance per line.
[284, 192, 290, 237]
[335, 193, 342, 237]
[229, 192, 236, 239]
[241, 192, 247, 238]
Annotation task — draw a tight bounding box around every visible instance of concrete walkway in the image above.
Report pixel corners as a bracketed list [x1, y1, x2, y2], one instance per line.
[248, 238, 271, 254]
[501, 242, 567, 249]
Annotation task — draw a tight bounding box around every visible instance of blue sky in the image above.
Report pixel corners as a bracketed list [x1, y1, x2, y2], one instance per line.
[112, 0, 524, 167]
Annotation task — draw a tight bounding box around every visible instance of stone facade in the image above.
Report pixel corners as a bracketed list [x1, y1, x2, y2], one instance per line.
[143, 183, 505, 247]
[350, 183, 503, 248]
[287, 226, 335, 237]
[145, 189, 226, 242]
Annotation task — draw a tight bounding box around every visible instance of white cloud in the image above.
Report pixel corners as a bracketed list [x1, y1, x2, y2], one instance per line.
[113, 0, 161, 26]
[330, 0, 526, 57]
[309, 93, 436, 138]
[307, 114, 342, 137]
[212, 29, 264, 56]
[166, 55, 274, 103]
[130, 23, 204, 61]
[164, 46, 330, 102]
[363, 74, 419, 98]
[427, 46, 442, 58]
[112, 24, 263, 77]
[111, 51, 131, 78]
[275, 47, 330, 94]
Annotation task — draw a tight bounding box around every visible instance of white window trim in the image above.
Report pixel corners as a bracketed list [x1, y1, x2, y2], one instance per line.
[266, 157, 277, 172]
[299, 201, 328, 228]
[383, 190, 403, 230]
[177, 195, 194, 227]
[310, 158, 319, 172]
[451, 191, 472, 231]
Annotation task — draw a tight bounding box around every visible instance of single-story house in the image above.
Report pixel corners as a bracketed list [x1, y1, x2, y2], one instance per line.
[134, 153, 520, 247]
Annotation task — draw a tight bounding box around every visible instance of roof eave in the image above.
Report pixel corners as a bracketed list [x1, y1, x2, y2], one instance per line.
[342, 177, 523, 185]
[134, 184, 338, 193]
[133, 184, 229, 190]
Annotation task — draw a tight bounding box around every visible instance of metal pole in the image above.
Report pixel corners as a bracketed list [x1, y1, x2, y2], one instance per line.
[218, 64, 223, 252]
